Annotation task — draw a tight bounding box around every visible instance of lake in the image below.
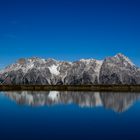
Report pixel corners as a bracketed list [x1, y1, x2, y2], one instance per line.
[0, 91, 140, 140]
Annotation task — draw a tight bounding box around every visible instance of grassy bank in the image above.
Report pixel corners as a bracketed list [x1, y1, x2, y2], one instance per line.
[0, 85, 140, 92]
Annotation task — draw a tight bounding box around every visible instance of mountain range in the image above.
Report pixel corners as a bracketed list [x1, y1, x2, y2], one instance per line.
[0, 53, 140, 85]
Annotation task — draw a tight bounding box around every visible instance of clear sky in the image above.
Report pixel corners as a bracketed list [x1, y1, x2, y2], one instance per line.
[0, 0, 140, 68]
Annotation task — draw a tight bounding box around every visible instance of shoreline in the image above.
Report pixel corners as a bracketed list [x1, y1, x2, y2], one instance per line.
[0, 85, 140, 92]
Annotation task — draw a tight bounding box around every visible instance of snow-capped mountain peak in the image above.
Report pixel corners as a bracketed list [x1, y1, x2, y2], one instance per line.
[80, 58, 94, 63]
[115, 53, 135, 66]
[0, 53, 140, 85]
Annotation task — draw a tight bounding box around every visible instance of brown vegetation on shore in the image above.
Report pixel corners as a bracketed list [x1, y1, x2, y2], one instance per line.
[0, 85, 140, 92]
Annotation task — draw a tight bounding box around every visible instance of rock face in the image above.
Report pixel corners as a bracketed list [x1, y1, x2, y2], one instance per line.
[99, 54, 140, 84]
[0, 53, 140, 85]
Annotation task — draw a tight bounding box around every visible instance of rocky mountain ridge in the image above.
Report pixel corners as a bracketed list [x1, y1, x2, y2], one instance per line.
[0, 53, 140, 85]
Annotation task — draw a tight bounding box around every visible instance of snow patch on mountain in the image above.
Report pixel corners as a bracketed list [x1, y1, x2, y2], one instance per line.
[48, 64, 60, 75]
[94, 60, 103, 72]
[94, 60, 103, 82]
[80, 59, 92, 64]
[115, 53, 135, 66]
[22, 63, 34, 73]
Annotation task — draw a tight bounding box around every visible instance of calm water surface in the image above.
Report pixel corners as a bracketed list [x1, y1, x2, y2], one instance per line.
[0, 91, 140, 140]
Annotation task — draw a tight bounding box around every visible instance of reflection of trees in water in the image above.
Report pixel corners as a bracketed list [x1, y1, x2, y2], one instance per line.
[3, 91, 140, 113]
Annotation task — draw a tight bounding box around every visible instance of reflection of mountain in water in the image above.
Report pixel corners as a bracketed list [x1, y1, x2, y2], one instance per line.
[3, 91, 140, 113]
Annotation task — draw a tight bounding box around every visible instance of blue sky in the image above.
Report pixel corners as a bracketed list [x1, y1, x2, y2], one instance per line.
[0, 0, 140, 68]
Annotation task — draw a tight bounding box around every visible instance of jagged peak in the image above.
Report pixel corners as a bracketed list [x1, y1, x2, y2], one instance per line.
[115, 53, 125, 57]
[80, 58, 94, 62]
[46, 58, 58, 62]
[80, 58, 103, 64]
[114, 53, 135, 66]
[16, 57, 46, 64]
